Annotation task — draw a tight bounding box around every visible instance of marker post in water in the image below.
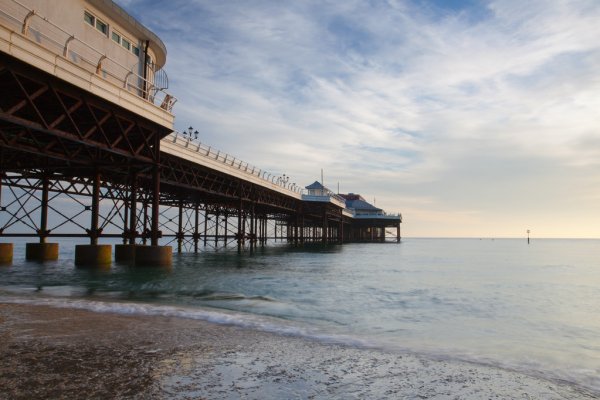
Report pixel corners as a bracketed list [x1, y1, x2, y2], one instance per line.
[527, 229, 530, 244]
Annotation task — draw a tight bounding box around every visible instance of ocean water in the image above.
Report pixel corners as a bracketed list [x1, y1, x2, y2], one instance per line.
[1, 238, 599, 394]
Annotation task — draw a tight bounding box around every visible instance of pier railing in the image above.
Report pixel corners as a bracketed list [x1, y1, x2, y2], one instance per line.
[164, 132, 305, 195]
[352, 211, 402, 221]
[164, 133, 402, 218]
[0, 0, 177, 112]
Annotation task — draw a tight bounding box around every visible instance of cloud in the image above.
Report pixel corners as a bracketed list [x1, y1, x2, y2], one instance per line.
[118, 0, 600, 237]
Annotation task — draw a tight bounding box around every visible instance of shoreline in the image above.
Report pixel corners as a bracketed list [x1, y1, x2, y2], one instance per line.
[1, 302, 598, 399]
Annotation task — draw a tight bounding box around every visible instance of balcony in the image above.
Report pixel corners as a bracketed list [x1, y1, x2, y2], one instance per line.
[0, 0, 176, 128]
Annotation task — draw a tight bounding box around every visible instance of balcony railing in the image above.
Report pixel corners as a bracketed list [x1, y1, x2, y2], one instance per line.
[0, 0, 177, 112]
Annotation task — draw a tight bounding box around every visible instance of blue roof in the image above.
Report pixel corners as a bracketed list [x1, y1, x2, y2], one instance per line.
[346, 199, 382, 212]
[305, 181, 325, 190]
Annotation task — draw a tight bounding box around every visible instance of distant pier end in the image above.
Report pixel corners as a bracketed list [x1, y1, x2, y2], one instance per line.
[0, 0, 402, 268]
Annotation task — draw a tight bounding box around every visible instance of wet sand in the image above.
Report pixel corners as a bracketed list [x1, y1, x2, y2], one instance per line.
[0, 302, 597, 399]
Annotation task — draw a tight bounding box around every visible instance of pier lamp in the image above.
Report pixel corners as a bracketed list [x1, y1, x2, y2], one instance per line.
[194, 130, 199, 140]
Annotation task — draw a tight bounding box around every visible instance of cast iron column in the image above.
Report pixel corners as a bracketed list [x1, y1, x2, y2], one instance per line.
[203, 211, 208, 247]
[129, 173, 137, 245]
[90, 170, 101, 245]
[194, 203, 199, 253]
[39, 174, 49, 244]
[151, 165, 160, 246]
[338, 208, 343, 244]
[322, 208, 328, 243]
[177, 198, 183, 253]
[215, 211, 219, 247]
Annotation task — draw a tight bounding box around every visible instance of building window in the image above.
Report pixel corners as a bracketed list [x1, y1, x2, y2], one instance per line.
[111, 30, 139, 56]
[84, 11, 95, 27]
[121, 38, 131, 51]
[96, 18, 108, 35]
[85, 10, 108, 36]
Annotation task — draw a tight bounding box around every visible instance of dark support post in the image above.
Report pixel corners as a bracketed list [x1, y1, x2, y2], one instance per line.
[115, 172, 138, 263]
[250, 201, 255, 252]
[322, 208, 328, 243]
[177, 198, 183, 253]
[90, 170, 100, 245]
[194, 203, 199, 253]
[27, 174, 59, 261]
[142, 199, 148, 245]
[75, 170, 110, 267]
[151, 165, 160, 246]
[237, 196, 244, 251]
[40, 174, 49, 244]
[215, 211, 219, 247]
[397, 222, 401, 243]
[338, 209, 343, 244]
[224, 212, 228, 245]
[135, 147, 171, 267]
[122, 200, 128, 245]
[129, 173, 137, 245]
[204, 211, 208, 247]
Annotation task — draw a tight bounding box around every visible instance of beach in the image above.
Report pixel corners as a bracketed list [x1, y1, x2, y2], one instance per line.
[1, 302, 597, 399]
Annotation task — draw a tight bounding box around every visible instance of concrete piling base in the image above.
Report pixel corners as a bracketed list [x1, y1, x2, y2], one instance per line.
[135, 245, 172, 267]
[25, 243, 59, 261]
[75, 244, 112, 267]
[114, 244, 138, 264]
[0, 243, 13, 264]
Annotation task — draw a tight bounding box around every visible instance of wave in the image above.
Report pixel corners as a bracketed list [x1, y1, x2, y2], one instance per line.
[0, 294, 372, 348]
[192, 292, 277, 302]
[1, 293, 598, 397]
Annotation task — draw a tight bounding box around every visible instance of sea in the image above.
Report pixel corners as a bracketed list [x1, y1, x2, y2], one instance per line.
[1, 238, 599, 395]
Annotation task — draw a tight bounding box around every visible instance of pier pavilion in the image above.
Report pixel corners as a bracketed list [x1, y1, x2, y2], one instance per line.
[0, 0, 401, 267]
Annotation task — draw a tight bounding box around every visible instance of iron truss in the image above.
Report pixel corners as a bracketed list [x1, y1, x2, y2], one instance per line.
[0, 52, 400, 249]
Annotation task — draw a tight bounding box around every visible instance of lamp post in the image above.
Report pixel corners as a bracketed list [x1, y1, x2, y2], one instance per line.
[184, 126, 199, 141]
[281, 174, 289, 187]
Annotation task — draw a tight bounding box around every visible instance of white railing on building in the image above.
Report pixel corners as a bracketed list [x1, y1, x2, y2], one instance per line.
[167, 131, 304, 194]
[0, 0, 177, 112]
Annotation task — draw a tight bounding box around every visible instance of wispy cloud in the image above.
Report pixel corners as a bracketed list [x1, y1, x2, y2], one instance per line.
[120, 0, 600, 237]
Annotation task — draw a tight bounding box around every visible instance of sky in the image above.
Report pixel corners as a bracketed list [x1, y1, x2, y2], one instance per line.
[117, 0, 600, 238]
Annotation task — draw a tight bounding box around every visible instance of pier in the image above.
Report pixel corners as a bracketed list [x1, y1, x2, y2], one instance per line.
[0, 0, 401, 266]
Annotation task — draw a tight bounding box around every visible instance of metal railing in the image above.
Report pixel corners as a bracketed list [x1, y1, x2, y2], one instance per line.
[351, 211, 402, 219]
[166, 131, 305, 194]
[0, 0, 177, 112]
[166, 133, 401, 218]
